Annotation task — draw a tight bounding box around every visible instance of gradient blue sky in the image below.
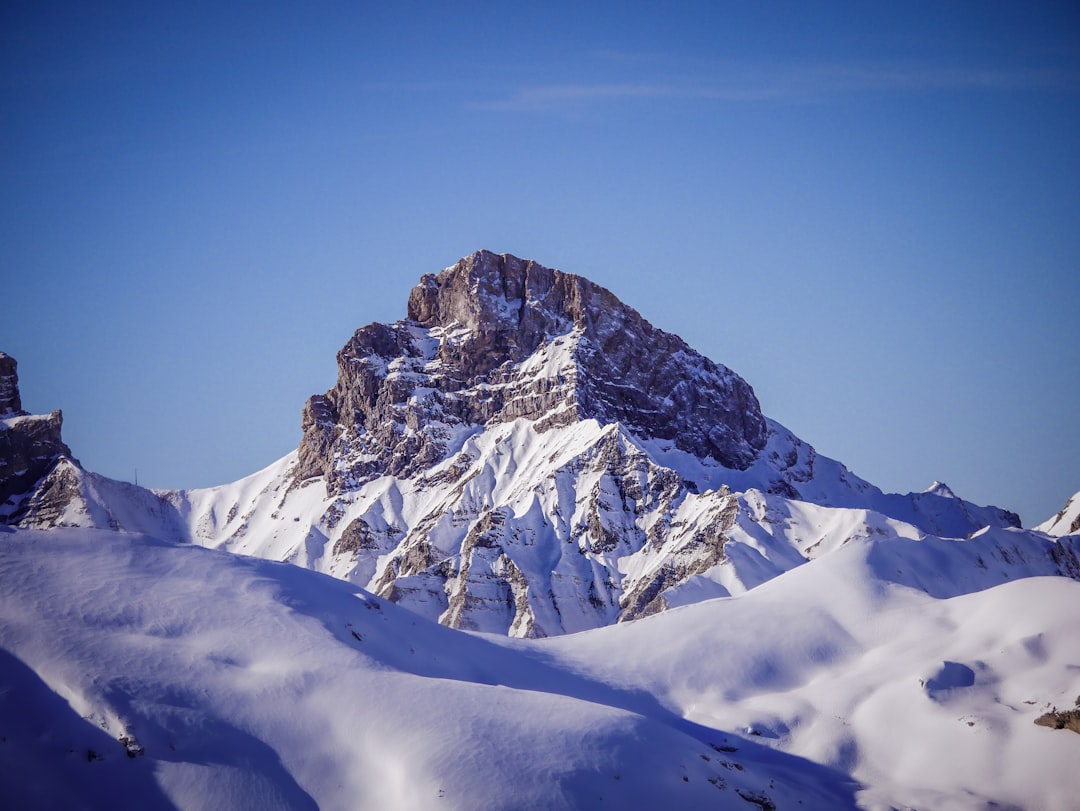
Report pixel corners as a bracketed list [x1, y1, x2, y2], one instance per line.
[3, 1, 1078, 526]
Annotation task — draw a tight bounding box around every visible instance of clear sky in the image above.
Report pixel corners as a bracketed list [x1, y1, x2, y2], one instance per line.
[2, 1, 1078, 527]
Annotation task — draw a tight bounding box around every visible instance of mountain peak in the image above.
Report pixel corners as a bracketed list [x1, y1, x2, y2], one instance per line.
[296, 252, 768, 491]
[406, 250, 623, 347]
[924, 481, 957, 498]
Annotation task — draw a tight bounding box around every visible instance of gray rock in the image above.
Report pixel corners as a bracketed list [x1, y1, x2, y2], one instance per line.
[0, 353, 76, 521]
[296, 251, 767, 493]
[0, 352, 27, 417]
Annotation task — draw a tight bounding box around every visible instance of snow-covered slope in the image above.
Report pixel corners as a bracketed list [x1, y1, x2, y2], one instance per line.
[0, 527, 856, 811]
[16, 458, 187, 539]
[1038, 489, 1080, 537]
[154, 414, 1068, 639]
[519, 534, 1080, 811]
[2, 525, 1078, 810]
[2, 251, 1079, 808]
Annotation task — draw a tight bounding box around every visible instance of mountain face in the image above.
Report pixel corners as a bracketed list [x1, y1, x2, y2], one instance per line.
[294, 250, 767, 491]
[0, 352, 75, 522]
[2, 252, 1068, 639]
[0, 352, 24, 415]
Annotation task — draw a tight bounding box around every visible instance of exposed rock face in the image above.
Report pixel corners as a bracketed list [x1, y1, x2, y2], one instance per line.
[0, 353, 25, 417]
[0, 353, 76, 522]
[14, 457, 85, 528]
[296, 250, 767, 493]
[1034, 696, 1080, 735]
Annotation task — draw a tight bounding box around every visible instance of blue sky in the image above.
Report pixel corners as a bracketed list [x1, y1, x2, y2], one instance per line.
[2, 1, 1078, 526]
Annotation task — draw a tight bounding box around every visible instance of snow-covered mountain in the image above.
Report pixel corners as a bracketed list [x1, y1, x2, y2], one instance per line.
[3, 251, 1072, 640]
[2, 251, 1079, 809]
[0, 527, 861, 810]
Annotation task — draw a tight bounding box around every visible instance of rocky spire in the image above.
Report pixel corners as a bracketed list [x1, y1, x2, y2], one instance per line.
[0, 352, 27, 417]
[0, 352, 75, 521]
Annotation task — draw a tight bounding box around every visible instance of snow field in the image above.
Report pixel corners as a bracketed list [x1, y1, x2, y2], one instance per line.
[0, 528, 861, 809]
[519, 538, 1080, 810]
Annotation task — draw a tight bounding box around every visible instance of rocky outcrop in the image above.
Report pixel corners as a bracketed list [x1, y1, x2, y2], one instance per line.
[12, 458, 187, 538]
[0, 353, 76, 522]
[1035, 696, 1080, 735]
[14, 458, 86, 528]
[296, 251, 767, 493]
[0, 352, 25, 417]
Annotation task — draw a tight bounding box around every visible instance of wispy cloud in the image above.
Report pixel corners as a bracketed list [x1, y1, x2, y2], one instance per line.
[471, 64, 1078, 112]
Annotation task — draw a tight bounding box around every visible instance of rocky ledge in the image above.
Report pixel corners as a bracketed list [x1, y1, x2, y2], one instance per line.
[296, 251, 767, 493]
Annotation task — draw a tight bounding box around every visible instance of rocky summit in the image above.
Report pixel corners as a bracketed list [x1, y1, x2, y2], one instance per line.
[295, 250, 767, 492]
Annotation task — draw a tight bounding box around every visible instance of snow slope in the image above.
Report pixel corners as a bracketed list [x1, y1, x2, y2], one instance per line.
[504, 534, 1080, 811]
[0, 527, 855, 810]
[3, 525, 1078, 809]
[135, 415, 1047, 639]
[1038, 489, 1080, 537]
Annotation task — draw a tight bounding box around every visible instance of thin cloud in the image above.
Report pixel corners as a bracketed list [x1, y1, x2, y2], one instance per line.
[471, 63, 1078, 112]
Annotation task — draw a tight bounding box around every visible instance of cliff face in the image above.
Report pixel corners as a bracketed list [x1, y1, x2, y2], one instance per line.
[0, 353, 75, 521]
[296, 250, 767, 493]
[0, 353, 25, 417]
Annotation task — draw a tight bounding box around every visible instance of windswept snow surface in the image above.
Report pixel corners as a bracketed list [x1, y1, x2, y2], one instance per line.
[2, 525, 1079, 809]
[504, 537, 1080, 811]
[0, 527, 854, 811]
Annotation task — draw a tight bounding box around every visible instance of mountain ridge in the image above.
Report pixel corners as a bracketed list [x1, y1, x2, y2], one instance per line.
[5, 251, 1071, 639]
